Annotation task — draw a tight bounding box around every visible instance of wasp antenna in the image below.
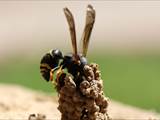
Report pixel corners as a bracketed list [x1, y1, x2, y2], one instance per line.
[63, 7, 78, 61]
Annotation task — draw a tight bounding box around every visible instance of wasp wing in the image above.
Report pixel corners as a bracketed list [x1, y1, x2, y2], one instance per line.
[64, 7, 78, 61]
[81, 5, 95, 57]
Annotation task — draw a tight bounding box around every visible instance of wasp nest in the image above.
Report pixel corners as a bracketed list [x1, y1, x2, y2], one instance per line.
[55, 63, 109, 120]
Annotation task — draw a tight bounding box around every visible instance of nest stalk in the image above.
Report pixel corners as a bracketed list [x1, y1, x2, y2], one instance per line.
[55, 63, 109, 120]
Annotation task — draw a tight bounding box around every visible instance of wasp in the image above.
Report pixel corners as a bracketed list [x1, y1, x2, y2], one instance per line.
[40, 5, 95, 83]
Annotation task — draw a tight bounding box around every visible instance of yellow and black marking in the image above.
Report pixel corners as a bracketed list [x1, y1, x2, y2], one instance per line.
[40, 50, 63, 82]
[40, 63, 52, 81]
[40, 63, 52, 70]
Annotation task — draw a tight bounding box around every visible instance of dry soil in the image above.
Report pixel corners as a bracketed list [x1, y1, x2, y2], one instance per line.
[0, 84, 159, 120]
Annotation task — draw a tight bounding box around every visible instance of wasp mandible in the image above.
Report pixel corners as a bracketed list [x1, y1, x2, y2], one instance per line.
[40, 5, 95, 82]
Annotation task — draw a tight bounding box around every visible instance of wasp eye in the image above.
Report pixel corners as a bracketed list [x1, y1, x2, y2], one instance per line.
[51, 49, 63, 59]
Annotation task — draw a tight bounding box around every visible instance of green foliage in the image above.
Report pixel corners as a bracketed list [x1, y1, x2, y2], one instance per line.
[90, 55, 160, 112]
[0, 55, 160, 112]
[0, 58, 54, 92]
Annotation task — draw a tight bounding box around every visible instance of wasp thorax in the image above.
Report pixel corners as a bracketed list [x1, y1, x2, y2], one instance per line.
[60, 53, 88, 77]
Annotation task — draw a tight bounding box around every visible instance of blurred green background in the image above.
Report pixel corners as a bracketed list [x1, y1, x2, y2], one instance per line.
[0, 54, 160, 113]
[0, 1, 160, 113]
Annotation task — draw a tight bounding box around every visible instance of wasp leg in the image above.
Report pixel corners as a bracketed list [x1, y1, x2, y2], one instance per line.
[55, 66, 67, 92]
[50, 70, 54, 81]
[50, 66, 60, 81]
[55, 66, 63, 81]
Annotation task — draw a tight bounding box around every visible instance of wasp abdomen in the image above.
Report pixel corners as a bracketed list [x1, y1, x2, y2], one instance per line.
[40, 53, 58, 81]
[40, 49, 63, 81]
[40, 63, 51, 81]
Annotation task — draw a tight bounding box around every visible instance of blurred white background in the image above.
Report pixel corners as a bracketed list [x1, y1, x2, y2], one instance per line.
[0, 1, 160, 58]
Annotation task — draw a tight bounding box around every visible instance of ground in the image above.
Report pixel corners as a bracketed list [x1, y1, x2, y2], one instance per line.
[0, 84, 159, 120]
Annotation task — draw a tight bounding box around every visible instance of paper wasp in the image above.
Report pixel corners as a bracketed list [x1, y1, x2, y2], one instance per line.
[40, 5, 95, 82]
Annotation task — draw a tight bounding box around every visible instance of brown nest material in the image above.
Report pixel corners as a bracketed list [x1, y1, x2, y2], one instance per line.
[55, 63, 109, 120]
